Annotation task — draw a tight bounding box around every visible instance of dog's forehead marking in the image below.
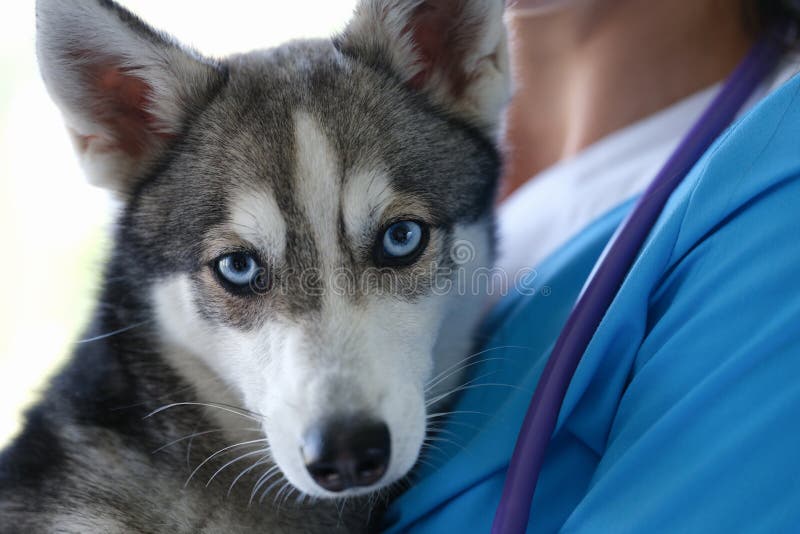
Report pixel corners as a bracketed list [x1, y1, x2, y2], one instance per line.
[293, 110, 341, 269]
[342, 167, 393, 243]
[229, 188, 288, 260]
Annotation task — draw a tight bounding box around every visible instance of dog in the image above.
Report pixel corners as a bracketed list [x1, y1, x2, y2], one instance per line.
[0, 0, 510, 531]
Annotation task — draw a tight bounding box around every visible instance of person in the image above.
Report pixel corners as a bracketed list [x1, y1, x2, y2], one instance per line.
[382, 0, 800, 532]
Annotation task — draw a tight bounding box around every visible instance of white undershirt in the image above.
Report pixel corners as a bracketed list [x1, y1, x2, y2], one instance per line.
[495, 56, 800, 278]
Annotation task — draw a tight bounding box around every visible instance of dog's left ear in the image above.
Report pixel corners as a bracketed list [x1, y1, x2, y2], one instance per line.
[35, 0, 227, 195]
[337, 0, 511, 137]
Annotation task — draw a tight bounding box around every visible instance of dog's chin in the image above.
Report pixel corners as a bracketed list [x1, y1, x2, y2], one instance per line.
[279, 457, 416, 500]
[296, 477, 397, 500]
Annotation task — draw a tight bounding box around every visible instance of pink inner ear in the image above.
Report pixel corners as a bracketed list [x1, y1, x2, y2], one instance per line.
[79, 60, 172, 158]
[405, 0, 470, 97]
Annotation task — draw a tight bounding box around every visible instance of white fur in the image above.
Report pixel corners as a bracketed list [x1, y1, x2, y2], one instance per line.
[292, 111, 342, 267]
[342, 167, 394, 245]
[230, 188, 288, 262]
[151, 277, 250, 435]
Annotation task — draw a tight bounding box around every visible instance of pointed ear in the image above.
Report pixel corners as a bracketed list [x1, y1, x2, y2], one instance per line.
[337, 0, 511, 137]
[36, 0, 227, 194]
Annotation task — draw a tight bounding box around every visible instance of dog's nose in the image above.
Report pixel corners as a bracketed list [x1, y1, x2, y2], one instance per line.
[301, 417, 391, 493]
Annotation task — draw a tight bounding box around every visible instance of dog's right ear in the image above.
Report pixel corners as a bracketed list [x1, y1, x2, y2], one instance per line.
[337, 0, 511, 138]
[36, 0, 226, 195]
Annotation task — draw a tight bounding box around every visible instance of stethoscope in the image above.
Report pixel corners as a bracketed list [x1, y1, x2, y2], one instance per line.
[491, 28, 790, 534]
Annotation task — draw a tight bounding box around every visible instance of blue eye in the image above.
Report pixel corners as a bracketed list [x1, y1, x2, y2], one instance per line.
[215, 252, 263, 291]
[378, 220, 427, 265]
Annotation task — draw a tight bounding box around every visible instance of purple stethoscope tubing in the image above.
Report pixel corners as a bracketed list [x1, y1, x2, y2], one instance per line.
[491, 33, 786, 534]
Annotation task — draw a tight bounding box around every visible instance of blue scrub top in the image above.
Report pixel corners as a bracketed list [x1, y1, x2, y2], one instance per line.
[383, 71, 800, 533]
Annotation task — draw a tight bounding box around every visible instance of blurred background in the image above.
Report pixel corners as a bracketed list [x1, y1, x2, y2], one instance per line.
[0, 0, 358, 447]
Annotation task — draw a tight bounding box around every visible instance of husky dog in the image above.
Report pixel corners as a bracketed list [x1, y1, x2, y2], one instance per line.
[0, 0, 510, 531]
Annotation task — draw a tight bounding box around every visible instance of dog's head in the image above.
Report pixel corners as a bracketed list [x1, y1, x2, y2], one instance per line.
[37, 0, 510, 498]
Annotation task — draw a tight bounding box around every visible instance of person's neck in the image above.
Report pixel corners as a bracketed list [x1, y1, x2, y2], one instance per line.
[500, 0, 753, 198]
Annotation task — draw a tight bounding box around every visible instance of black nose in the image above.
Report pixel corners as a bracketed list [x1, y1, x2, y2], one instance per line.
[302, 417, 391, 493]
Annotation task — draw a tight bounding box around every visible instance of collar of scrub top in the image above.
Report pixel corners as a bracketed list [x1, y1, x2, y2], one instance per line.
[491, 26, 790, 534]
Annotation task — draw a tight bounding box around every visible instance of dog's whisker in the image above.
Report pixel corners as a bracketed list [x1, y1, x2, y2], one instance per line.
[423, 345, 531, 390]
[395, 476, 413, 491]
[425, 374, 498, 408]
[424, 351, 498, 390]
[184, 438, 269, 488]
[366, 493, 378, 527]
[424, 354, 518, 393]
[425, 425, 467, 444]
[286, 487, 300, 509]
[420, 440, 448, 455]
[423, 347, 503, 387]
[277, 484, 290, 507]
[273, 482, 294, 509]
[425, 378, 528, 407]
[145, 402, 263, 422]
[179, 399, 265, 418]
[424, 435, 468, 452]
[428, 418, 484, 435]
[418, 457, 450, 475]
[185, 421, 203, 470]
[259, 474, 289, 505]
[75, 320, 153, 344]
[419, 444, 447, 463]
[228, 456, 273, 497]
[152, 427, 260, 455]
[414, 454, 446, 472]
[335, 497, 347, 526]
[427, 369, 504, 405]
[249, 465, 282, 506]
[426, 409, 492, 419]
[206, 448, 270, 487]
[272, 484, 285, 510]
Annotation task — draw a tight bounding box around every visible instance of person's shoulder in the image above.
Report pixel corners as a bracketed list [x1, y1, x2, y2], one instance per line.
[666, 70, 800, 266]
[564, 71, 800, 423]
[632, 70, 800, 372]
